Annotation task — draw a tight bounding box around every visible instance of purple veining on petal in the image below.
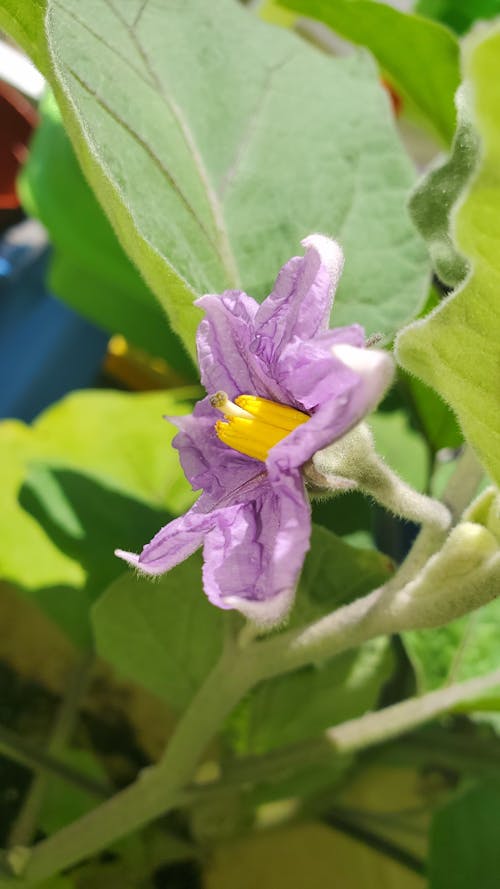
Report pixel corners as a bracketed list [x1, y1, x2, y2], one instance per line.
[202, 470, 310, 625]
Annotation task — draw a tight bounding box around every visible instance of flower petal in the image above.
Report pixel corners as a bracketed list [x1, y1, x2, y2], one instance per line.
[253, 235, 344, 362]
[267, 340, 394, 477]
[171, 397, 263, 506]
[195, 290, 265, 398]
[202, 471, 310, 626]
[115, 502, 240, 577]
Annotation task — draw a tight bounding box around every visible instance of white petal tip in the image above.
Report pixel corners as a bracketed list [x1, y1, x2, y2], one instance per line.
[333, 343, 394, 383]
[115, 549, 140, 566]
[223, 588, 295, 630]
[301, 234, 344, 293]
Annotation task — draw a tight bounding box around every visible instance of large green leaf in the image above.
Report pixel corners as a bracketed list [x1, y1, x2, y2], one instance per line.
[228, 525, 394, 753]
[0, 389, 195, 642]
[35, 0, 429, 352]
[18, 465, 172, 646]
[19, 93, 195, 375]
[91, 555, 225, 711]
[397, 24, 500, 487]
[429, 784, 500, 889]
[280, 0, 460, 145]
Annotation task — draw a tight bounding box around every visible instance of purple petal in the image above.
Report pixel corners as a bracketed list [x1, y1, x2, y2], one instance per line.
[195, 291, 266, 398]
[116, 502, 240, 577]
[202, 471, 311, 626]
[253, 235, 344, 363]
[171, 397, 263, 506]
[267, 342, 394, 478]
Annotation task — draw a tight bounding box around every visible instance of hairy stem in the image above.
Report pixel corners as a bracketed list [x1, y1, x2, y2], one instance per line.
[19, 645, 253, 883]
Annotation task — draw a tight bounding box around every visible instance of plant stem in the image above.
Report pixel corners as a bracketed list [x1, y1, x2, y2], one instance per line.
[8, 446, 488, 882]
[7, 653, 94, 850]
[20, 645, 253, 883]
[356, 448, 451, 532]
[0, 725, 109, 800]
[324, 668, 500, 755]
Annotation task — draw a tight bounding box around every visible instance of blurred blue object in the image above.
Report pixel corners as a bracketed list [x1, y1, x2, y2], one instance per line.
[0, 219, 108, 422]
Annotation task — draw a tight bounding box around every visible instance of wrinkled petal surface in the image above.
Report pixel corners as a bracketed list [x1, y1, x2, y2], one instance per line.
[117, 235, 393, 627]
[202, 471, 311, 625]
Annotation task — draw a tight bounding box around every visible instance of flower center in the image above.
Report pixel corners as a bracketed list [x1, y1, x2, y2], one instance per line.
[210, 391, 309, 462]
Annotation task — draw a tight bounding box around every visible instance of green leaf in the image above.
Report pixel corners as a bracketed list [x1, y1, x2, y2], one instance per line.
[0, 389, 195, 643]
[19, 93, 194, 375]
[231, 637, 393, 753]
[397, 24, 500, 488]
[429, 783, 500, 889]
[91, 555, 225, 711]
[280, 0, 460, 145]
[416, 0, 500, 36]
[229, 525, 394, 753]
[408, 95, 480, 289]
[18, 465, 172, 646]
[35, 0, 429, 350]
[404, 601, 500, 695]
[369, 409, 429, 492]
[400, 371, 463, 453]
[290, 524, 393, 628]
[0, 0, 48, 73]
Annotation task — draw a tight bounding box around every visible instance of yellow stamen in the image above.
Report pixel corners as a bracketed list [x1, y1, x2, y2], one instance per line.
[211, 392, 309, 461]
[235, 395, 309, 432]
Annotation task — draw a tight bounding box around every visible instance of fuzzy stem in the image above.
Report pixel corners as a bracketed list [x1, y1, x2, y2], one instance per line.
[356, 449, 451, 532]
[325, 667, 500, 755]
[18, 645, 253, 883]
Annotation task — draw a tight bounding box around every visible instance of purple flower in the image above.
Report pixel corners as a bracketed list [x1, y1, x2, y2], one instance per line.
[116, 236, 393, 626]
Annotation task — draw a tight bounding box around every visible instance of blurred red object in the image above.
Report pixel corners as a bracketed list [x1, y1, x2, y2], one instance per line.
[381, 78, 403, 117]
[0, 81, 38, 210]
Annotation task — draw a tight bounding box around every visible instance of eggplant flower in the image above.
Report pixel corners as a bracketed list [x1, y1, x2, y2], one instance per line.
[116, 235, 393, 626]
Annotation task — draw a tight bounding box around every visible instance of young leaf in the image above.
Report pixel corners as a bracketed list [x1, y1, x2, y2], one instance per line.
[40, 0, 428, 350]
[408, 93, 480, 289]
[280, 0, 460, 145]
[397, 24, 500, 487]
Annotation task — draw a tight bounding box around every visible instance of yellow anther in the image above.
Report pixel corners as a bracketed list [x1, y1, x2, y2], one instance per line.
[235, 395, 309, 432]
[212, 393, 309, 462]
